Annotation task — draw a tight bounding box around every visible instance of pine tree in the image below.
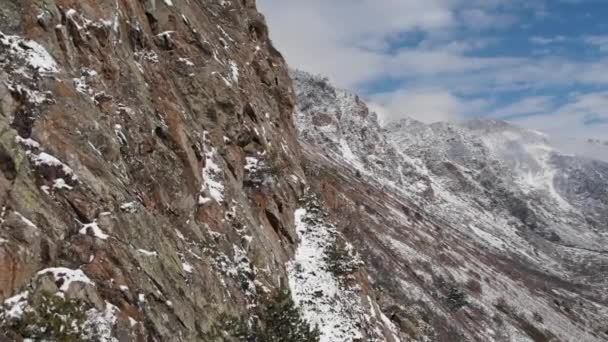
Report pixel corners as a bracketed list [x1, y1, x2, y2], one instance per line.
[255, 289, 320, 342]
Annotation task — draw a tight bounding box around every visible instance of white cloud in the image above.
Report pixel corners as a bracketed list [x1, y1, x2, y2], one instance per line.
[259, 0, 608, 92]
[258, 0, 608, 159]
[529, 35, 567, 45]
[370, 88, 488, 124]
[489, 96, 555, 119]
[374, 89, 462, 124]
[258, 0, 524, 89]
[505, 91, 608, 144]
[459, 9, 517, 30]
[584, 35, 608, 52]
[484, 90, 606, 129]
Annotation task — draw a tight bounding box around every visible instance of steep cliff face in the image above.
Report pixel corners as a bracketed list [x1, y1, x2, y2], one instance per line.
[0, 1, 310, 340]
[293, 71, 608, 341]
[0, 1, 405, 341]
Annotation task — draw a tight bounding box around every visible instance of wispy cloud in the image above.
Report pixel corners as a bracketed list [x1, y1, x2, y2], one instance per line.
[371, 88, 489, 124]
[501, 91, 608, 138]
[258, 0, 528, 89]
[530, 35, 567, 45]
[258, 0, 608, 158]
[508, 91, 608, 160]
[489, 96, 555, 120]
[584, 35, 608, 52]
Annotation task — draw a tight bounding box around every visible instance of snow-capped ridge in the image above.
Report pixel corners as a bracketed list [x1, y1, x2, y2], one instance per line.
[292, 69, 608, 341]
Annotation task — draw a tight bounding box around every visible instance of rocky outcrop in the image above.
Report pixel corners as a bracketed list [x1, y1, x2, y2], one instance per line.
[290, 70, 428, 192]
[0, 0, 410, 340]
[0, 0, 301, 339]
[0, 1, 398, 341]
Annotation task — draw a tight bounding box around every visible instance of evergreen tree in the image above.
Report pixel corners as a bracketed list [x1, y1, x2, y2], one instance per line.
[255, 289, 319, 342]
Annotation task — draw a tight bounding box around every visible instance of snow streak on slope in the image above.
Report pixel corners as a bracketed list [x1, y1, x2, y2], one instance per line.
[288, 196, 401, 342]
[388, 118, 608, 252]
[464, 119, 571, 210]
[288, 208, 363, 342]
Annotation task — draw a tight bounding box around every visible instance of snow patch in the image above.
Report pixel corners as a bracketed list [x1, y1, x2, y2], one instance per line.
[0, 32, 59, 73]
[182, 261, 193, 274]
[2, 291, 29, 319]
[120, 201, 138, 213]
[137, 249, 158, 257]
[37, 267, 94, 292]
[244, 156, 259, 173]
[198, 196, 212, 205]
[15, 136, 40, 149]
[201, 147, 224, 203]
[178, 57, 194, 66]
[79, 222, 109, 240]
[14, 212, 38, 229]
[339, 139, 364, 170]
[287, 208, 364, 342]
[53, 178, 73, 190]
[82, 301, 119, 342]
[228, 60, 239, 84]
[28, 151, 77, 180]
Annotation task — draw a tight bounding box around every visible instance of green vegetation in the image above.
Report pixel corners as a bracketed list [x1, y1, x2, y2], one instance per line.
[1, 292, 90, 342]
[325, 239, 362, 277]
[256, 289, 319, 341]
[208, 288, 319, 342]
[445, 286, 468, 311]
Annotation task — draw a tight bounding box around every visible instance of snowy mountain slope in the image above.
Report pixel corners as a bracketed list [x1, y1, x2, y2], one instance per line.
[291, 70, 431, 195]
[288, 193, 402, 342]
[292, 70, 608, 341]
[386, 117, 608, 254]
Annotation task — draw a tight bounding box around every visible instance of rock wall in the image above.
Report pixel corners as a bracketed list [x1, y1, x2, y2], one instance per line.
[0, 1, 403, 341]
[0, 0, 305, 340]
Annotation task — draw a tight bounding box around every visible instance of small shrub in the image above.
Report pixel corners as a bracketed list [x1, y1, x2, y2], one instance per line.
[1, 292, 90, 342]
[445, 286, 468, 312]
[256, 289, 319, 342]
[208, 289, 319, 342]
[206, 312, 251, 341]
[325, 240, 362, 277]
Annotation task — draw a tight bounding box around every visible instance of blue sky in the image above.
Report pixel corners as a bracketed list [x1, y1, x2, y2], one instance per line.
[258, 0, 608, 149]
